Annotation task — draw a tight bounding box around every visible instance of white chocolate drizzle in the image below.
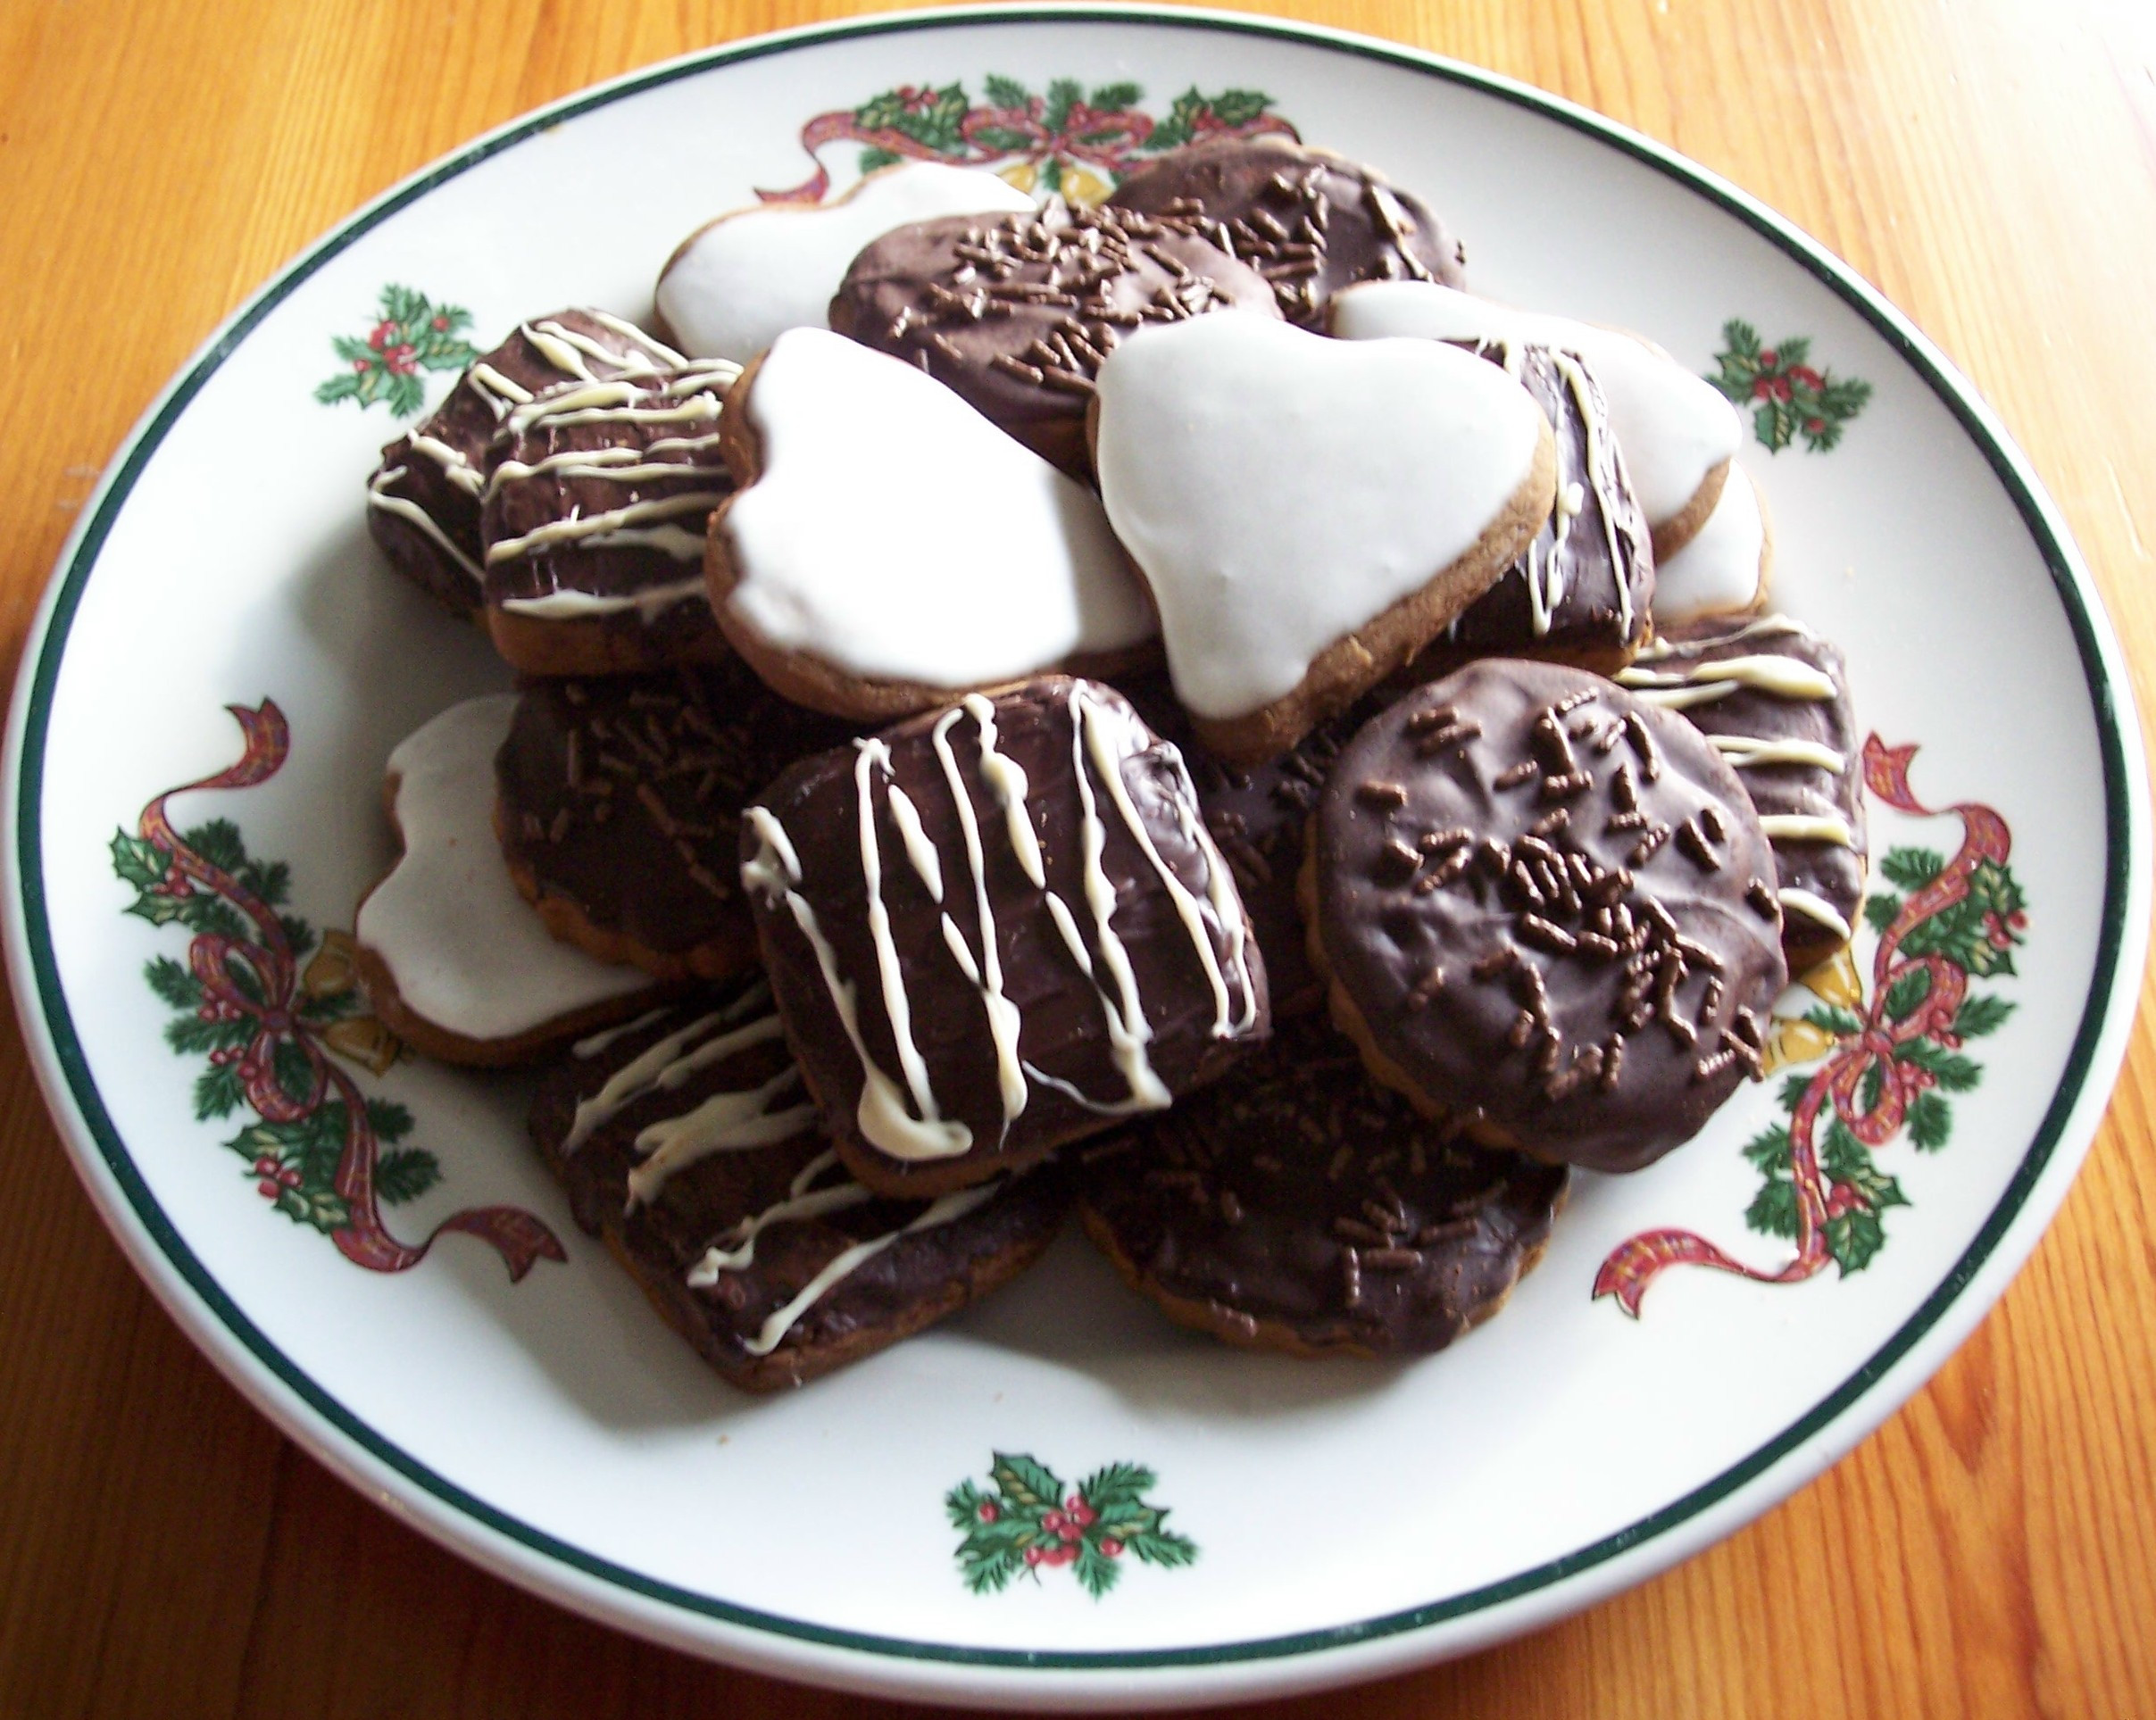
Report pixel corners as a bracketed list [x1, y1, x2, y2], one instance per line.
[1711, 734, 1847, 773]
[495, 574, 711, 619]
[626, 1064, 817, 1210]
[1616, 653, 1837, 706]
[741, 808, 974, 1161]
[685, 1151, 870, 1282]
[1756, 813, 1857, 847]
[853, 740, 954, 1141]
[365, 466, 485, 586]
[928, 706, 1029, 1130]
[1777, 888, 1857, 943]
[562, 984, 775, 1156]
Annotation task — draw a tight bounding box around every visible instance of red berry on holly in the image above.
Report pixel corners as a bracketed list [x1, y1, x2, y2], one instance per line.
[256, 1179, 279, 1199]
[1023, 1546, 1045, 1567]
[1044, 1543, 1078, 1566]
[1770, 378, 1793, 402]
[352, 358, 370, 373]
[369, 320, 398, 351]
[1100, 1538, 1123, 1558]
[253, 1156, 279, 1176]
[1759, 347, 1779, 368]
[1792, 365, 1824, 388]
[432, 315, 450, 330]
[1752, 377, 1773, 400]
[1806, 417, 1827, 434]
[977, 1501, 999, 1523]
[1066, 1495, 1096, 1526]
[1042, 1509, 1068, 1536]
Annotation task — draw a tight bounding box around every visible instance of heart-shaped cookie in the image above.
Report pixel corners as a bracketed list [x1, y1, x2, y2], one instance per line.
[1328, 280, 1744, 559]
[1091, 312, 1555, 762]
[655, 162, 1037, 364]
[710, 328, 1158, 720]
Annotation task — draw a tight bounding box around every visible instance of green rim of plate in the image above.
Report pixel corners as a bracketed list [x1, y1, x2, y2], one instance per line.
[10, 5, 2140, 1674]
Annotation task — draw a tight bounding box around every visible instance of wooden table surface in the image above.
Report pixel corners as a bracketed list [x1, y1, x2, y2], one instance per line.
[4, 0, 2155, 1714]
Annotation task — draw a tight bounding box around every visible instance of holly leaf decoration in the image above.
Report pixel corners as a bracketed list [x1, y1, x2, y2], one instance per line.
[1907, 1090, 1952, 1151]
[991, 1451, 1063, 1512]
[1952, 994, 2015, 1039]
[1880, 966, 1933, 1023]
[1088, 81, 1142, 111]
[949, 1455, 1196, 1599]
[854, 81, 970, 154]
[1880, 847, 1946, 891]
[983, 73, 1030, 109]
[111, 830, 171, 893]
[1864, 891, 1902, 935]
[1708, 317, 1872, 453]
[376, 1146, 442, 1206]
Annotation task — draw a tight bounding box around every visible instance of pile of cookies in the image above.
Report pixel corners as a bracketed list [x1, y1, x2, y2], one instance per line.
[352, 134, 1866, 1389]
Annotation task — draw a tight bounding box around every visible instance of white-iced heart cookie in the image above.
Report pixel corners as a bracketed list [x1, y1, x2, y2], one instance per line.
[1650, 463, 1773, 631]
[1090, 312, 1555, 763]
[655, 162, 1038, 364]
[1328, 280, 1743, 561]
[353, 696, 670, 1067]
[709, 328, 1158, 720]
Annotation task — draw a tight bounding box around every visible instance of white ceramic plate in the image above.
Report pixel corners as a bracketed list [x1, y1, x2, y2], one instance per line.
[6, 8, 2146, 1708]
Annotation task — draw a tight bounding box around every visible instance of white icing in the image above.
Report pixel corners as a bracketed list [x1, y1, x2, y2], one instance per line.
[885, 782, 944, 902]
[723, 329, 1154, 686]
[656, 162, 1037, 362]
[1778, 888, 1856, 943]
[1652, 464, 1769, 627]
[1328, 280, 1743, 531]
[1092, 314, 1547, 720]
[962, 694, 1045, 888]
[354, 696, 653, 1043]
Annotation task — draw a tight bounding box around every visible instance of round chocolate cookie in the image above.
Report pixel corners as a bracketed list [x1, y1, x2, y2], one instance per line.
[1080, 1011, 1567, 1357]
[1309, 660, 1787, 1173]
[529, 991, 1071, 1392]
[495, 661, 854, 982]
[366, 308, 690, 619]
[1106, 136, 1467, 328]
[481, 361, 741, 675]
[828, 202, 1278, 476]
[1415, 341, 1653, 673]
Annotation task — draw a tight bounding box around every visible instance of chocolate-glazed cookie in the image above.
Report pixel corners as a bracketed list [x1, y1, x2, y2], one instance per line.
[1407, 341, 1653, 674]
[366, 309, 692, 619]
[481, 361, 741, 675]
[1309, 660, 1787, 1174]
[828, 202, 1279, 476]
[495, 661, 853, 982]
[1106, 136, 1467, 328]
[1615, 615, 1865, 974]
[529, 990, 1071, 1392]
[1080, 1012, 1568, 1357]
[741, 677, 1269, 1199]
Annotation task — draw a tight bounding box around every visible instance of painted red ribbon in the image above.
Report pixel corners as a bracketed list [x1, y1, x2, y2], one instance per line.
[1594, 735, 2012, 1315]
[137, 702, 565, 1281]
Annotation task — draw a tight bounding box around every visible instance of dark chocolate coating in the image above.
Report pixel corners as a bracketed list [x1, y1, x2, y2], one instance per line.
[743, 677, 1269, 1197]
[1314, 660, 1787, 1174]
[1122, 672, 1354, 1018]
[367, 309, 686, 618]
[528, 992, 1070, 1392]
[1080, 1011, 1567, 1355]
[1106, 136, 1468, 328]
[1622, 617, 1866, 974]
[829, 204, 1279, 477]
[480, 367, 735, 665]
[495, 662, 854, 975]
[1417, 342, 1653, 667]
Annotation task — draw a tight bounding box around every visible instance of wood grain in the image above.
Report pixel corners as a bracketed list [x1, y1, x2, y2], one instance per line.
[4, 0, 2155, 1715]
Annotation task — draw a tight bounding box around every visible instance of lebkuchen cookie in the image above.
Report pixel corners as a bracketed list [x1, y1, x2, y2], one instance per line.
[1649, 464, 1774, 631]
[480, 360, 743, 676]
[366, 308, 695, 619]
[1106, 135, 1469, 327]
[1090, 312, 1555, 766]
[1307, 660, 1787, 1175]
[739, 677, 1269, 1199]
[529, 990, 1070, 1392]
[1080, 1010, 1569, 1358]
[1328, 280, 1744, 561]
[494, 661, 854, 983]
[1402, 337, 1654, 676]
[828, 200, 1279, 478]
[709, 328, 1158, 723]
[1615, 614, 1864, 974]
